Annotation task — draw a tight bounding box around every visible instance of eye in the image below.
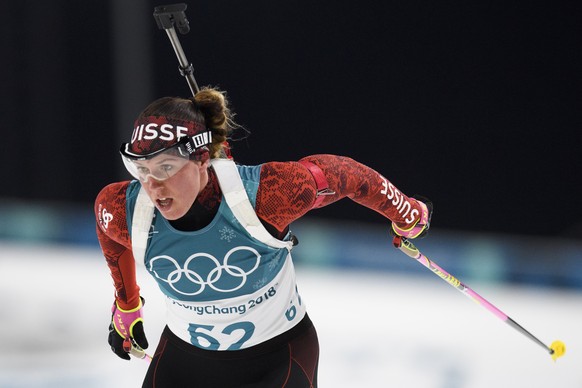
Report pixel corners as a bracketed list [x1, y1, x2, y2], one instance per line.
[160, 164, 174, 172]
[136, 166, 150, 174]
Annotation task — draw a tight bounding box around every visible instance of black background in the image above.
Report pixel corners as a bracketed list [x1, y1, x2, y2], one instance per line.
[1, 0, 580, 238]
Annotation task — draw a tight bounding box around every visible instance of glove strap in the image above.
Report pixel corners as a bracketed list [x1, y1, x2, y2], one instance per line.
[392, 200, 429, 239]
[112, 299, 143, 339]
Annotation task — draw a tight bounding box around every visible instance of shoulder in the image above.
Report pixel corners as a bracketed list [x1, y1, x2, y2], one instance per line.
[96, 181, 131, 200]
[259, 161, 314, 186]
[95, 181, 131, 218]
[95, 181, 132, 244]
[254, 161, 318, 230]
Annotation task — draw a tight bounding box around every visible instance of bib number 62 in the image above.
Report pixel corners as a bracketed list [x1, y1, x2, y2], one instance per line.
[188, 321, 255, 350]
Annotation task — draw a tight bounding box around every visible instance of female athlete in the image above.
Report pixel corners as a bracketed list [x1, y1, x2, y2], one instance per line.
[95, 86, 431, 387]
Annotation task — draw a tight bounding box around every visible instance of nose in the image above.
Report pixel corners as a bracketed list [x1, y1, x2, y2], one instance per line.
[143, 175, 165, 189]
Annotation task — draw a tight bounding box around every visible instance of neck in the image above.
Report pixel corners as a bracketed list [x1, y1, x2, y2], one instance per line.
[169, 168, 221, 231]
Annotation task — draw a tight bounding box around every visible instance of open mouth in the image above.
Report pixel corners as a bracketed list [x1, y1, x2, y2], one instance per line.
[156, 198, 173, 209]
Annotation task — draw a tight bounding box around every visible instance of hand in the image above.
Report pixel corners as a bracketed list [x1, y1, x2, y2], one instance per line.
[391, 196, 433, 239]
[108, 297, 148, 360]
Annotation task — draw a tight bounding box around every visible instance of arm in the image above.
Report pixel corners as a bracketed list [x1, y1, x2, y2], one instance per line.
[95, 182, 141, 310]
[95, 182, 149, 359]
[255, 154, 425, 233]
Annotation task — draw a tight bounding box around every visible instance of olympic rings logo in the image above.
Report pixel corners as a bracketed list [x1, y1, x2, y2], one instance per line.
[148, 246, 261, 296]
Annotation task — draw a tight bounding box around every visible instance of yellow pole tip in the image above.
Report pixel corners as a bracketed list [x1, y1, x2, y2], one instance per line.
[550, 340, 566, 361]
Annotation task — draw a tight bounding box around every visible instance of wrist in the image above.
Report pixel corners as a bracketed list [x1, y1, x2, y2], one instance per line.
[115, 298, 143, 313]
[112, 298, 144, 339]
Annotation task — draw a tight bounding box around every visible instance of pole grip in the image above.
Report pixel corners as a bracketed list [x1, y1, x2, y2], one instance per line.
[128, 341, 153, 363]
[392, 236, 420, 258]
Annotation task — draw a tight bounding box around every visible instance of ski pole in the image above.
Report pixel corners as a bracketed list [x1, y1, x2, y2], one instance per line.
[392, 235, 566, 361]
[123, 338, 153, 363]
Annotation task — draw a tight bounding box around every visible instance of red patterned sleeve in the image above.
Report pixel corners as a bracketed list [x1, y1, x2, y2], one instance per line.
[255, 154, 423, 232]
[95, 182, 141, 310]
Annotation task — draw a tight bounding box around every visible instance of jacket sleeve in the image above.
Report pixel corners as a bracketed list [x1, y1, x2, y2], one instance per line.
[95, 181, 142, 310]
[256, 154, 424, 232]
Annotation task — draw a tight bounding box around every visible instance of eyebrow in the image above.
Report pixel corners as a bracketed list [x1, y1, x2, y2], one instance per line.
[134, 157, 183, 167]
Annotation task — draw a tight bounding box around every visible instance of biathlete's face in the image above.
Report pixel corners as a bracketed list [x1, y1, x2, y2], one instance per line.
[138, 157, 210, 220]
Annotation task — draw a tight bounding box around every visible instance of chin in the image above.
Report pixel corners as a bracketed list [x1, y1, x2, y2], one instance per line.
[159, 207, 187, 221]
